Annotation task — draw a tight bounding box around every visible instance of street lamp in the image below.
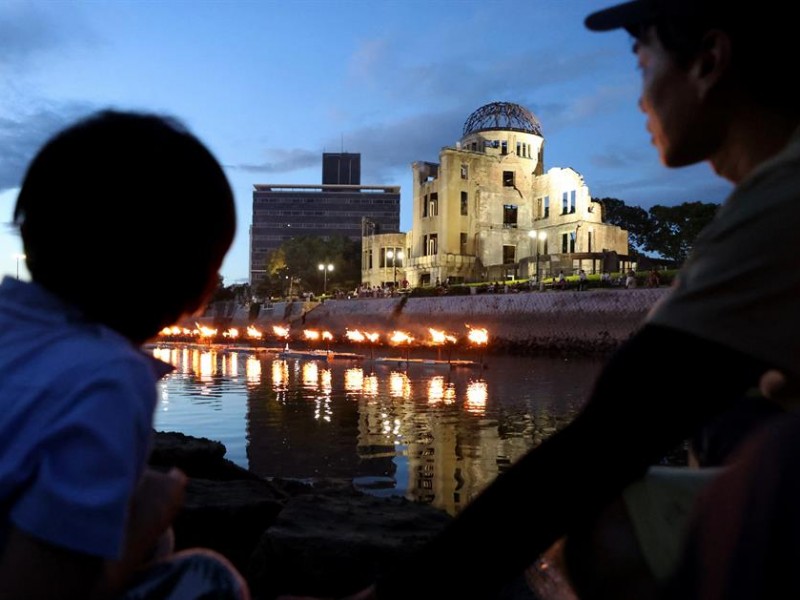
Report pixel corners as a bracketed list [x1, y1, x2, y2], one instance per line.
[528, 230, 547, 283]
[318, 263, 333, 295]
[14, 253, 26, 279]
[386, 249, 404, 287]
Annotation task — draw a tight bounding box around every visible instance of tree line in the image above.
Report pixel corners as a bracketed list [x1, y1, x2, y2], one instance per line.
[596, 198, 720, 263]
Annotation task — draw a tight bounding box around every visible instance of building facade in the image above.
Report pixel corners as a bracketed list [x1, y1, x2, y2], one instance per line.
[250, 182, 400, 285]
[361, 102, 629, 287]
[322, 152, 361, 186]
[360, 231, 409, 289]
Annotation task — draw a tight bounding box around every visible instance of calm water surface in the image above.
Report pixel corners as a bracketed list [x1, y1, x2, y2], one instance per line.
[151, 344, 603, 515]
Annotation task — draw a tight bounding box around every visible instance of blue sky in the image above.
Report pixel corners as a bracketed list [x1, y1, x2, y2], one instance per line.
[0, 0, 732, 284]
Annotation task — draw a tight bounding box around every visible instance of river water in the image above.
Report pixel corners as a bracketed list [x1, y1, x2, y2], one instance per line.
[150, 343, 604, 516]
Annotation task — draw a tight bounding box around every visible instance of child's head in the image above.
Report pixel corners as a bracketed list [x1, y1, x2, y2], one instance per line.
[14, 110, 236, 342]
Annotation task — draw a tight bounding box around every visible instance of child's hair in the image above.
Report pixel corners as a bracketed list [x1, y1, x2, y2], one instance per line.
[14, 109, 236, 342]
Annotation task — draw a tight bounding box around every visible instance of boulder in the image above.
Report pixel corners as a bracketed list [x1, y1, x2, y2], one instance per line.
[249, 491, 452, 599]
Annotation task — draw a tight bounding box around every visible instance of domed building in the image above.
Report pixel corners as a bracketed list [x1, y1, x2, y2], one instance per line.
[362, 101, 630, 287]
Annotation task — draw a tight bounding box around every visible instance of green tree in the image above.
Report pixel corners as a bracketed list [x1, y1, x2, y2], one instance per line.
[596, 197, 719, 262]
[255, 247, 291, 299]
[257, 235, 361, 298]
[645, 202, 719, 262]
[596, 197, 653, 252]
[210, 274, 235, 302]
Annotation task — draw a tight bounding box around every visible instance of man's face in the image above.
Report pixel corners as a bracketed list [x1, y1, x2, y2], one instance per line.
[635, 26, 712, 167]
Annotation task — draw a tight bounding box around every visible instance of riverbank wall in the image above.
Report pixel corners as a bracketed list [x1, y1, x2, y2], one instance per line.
[194, 288, 668, 355]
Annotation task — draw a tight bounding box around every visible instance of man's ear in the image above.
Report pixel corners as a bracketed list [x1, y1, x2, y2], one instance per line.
[693, 29, 732, 99]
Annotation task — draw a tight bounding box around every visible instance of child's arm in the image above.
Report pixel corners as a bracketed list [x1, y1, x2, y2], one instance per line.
[101, 467, 188, 595]
[0, 526, 104, 600]
[0, 467, 187, 600]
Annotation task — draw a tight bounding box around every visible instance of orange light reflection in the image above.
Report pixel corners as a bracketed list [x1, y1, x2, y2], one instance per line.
[344, 368, 364, 393]
[389, 371, 411, 399]
[272, 360, 289, 391]
[302, 361, 319, 388]
[363, 373, 379, 397]
[465, 380, 488, 414]
[246, 355, 261, 384]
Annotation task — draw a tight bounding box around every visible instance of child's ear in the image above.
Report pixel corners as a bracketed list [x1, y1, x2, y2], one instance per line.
[181, 270, 221, 319]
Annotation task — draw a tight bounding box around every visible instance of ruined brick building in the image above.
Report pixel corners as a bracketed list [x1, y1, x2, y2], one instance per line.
[362, 101, 630, 287]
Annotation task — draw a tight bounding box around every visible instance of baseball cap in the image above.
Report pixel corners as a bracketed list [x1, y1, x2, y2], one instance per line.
[585, 0, 716, 32]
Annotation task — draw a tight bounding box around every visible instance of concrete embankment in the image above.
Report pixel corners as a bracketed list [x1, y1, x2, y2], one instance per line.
[198, 288, 668, 355]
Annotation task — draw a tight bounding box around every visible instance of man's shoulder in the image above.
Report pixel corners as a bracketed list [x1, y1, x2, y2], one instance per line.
[733, 143, 800, 213]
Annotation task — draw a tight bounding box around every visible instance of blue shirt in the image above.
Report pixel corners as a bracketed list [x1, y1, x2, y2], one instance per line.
[0, 277, 171, 559]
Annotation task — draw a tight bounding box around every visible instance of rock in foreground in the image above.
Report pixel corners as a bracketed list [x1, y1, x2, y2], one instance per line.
[151, 431, 470, 599]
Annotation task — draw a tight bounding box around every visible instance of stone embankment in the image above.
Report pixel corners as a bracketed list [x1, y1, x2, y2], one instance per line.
[152, 432, 505, 600]
[198, 288, 668, 356]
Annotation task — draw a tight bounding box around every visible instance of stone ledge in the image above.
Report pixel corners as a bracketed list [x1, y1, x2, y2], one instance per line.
[151, 431, 495, 599]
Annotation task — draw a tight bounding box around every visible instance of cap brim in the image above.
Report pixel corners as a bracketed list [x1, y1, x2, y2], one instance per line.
[585, 0, 656, 31]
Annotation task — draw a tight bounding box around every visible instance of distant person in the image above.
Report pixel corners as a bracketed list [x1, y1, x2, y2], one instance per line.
[647, 269, 661, 288]
[0, 111, 249, 599]
[556, 270, 566, 289]
[278, 0, 800, 598]
[578, 269, 588, 291]
[625, 269, 637, 289]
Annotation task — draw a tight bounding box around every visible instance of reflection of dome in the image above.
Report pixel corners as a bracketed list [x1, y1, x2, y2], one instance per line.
[462, 102, 543, 137]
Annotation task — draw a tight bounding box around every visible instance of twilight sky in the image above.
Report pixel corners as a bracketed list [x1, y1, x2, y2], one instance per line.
[0, 0, 732, 284]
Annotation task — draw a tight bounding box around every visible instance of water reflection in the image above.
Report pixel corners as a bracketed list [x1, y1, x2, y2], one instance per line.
[245, 355, 261, 385]
[389, 371, 411, 399]
[151, 344, 600, 515]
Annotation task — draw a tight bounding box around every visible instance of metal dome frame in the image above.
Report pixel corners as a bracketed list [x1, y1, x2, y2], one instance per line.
[462, 102, 543, 137]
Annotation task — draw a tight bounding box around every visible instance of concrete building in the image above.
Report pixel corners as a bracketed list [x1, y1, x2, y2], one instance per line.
[360, 231, 408, 289]
[322, 152, 361, 186]
[250, 177, 400, 285]
[361, 102, 630, 287]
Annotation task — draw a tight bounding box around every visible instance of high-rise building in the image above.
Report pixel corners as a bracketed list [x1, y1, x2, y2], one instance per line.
[250, 178, 400, 285]
[322, 152, 361, 186]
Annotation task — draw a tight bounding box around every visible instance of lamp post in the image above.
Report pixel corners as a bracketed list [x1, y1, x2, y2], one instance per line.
[386, 249, 404, 287]
[14, 253, 26, 279]
[318, 263, 333, 295]
[528, 230, 547, 283]
[285, 274, 295, 300]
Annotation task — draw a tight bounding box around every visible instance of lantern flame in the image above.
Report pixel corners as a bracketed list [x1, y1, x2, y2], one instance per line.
[345, 329, 365, 343]
[390, 330, 414, 345]
[345, 330, 380, 344]
[429, 328, 457, 345]
[197, 324, 217, 338]
[273, 325, 290, 339]
[246, 326, 263, 339]
[467, 327, 489, 346]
